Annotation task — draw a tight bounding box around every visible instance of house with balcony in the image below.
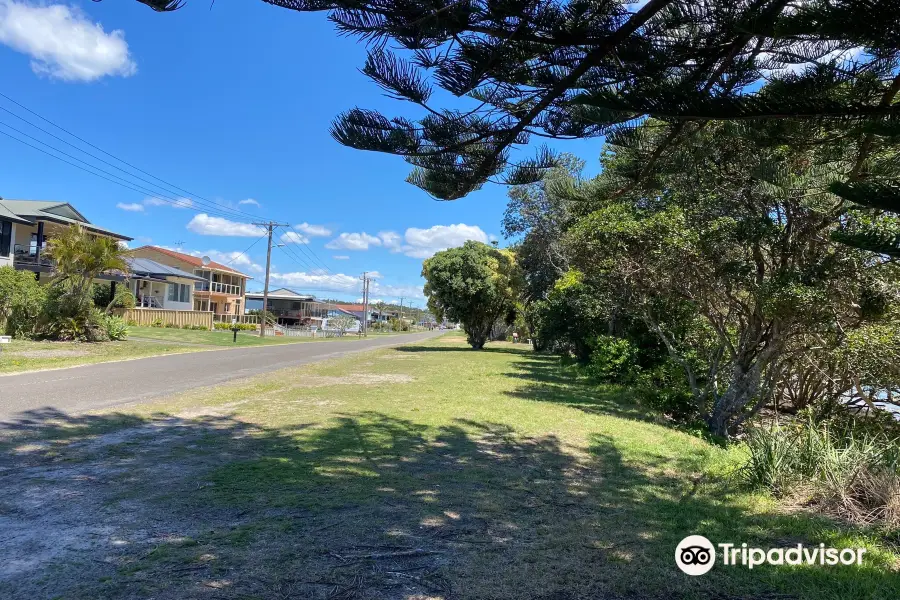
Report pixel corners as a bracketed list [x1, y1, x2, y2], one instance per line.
[126, 257, 207, 310]
[244, 288, 337, 326]
[131, 246, 251, 322]
[0, 198, 132, 279]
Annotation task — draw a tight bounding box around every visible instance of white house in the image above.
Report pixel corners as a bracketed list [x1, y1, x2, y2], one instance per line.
[126, 257, 207, 310]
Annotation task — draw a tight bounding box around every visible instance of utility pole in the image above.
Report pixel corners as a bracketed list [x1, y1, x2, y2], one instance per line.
[253, 221, 289, 337]
[360, 272, 370, 337]
[398, 296, 405, 328]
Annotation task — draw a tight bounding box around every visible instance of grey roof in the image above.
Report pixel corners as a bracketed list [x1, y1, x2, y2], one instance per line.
[0, 200, 32, 225]
[127, 257, 206, 281]
[245, 287, 317, 301]
[0, 199, 132, 240]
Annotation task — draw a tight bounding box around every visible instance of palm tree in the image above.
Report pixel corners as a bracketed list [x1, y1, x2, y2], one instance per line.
[45, 224, 131, 311]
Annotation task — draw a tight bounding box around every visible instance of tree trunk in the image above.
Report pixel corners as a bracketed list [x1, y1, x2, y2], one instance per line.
[707, 359, 767, 436]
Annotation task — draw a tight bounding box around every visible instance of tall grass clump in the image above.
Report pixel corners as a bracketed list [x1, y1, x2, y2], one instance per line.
[741, 411, 900, 528]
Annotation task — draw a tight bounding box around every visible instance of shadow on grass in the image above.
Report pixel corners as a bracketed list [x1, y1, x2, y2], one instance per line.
[395, 344, 534, 356]
[499, 351, 656, 423]
[0, 407, 895, 600]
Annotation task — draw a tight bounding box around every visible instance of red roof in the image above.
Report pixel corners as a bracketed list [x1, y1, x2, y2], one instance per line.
[137, 246, 248, 276]
[335, 303, 366, 312]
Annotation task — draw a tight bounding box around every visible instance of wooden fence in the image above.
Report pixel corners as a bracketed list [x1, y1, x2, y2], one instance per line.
[116, 308, 214, 329]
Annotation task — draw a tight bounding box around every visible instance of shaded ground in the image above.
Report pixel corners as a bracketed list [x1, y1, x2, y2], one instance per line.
[0, 335, 896, 599]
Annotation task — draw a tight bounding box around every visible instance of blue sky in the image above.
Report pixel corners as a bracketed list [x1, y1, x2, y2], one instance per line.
[0, 0, 601, 304]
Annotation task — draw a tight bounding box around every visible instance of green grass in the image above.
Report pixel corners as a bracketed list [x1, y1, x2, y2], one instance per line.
[3, 332, 897, 599]
[127, 325, 352, 346]
[0, 337, 202, 374]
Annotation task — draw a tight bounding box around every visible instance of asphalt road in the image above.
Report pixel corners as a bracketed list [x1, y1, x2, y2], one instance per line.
[0, 330, 443, 422]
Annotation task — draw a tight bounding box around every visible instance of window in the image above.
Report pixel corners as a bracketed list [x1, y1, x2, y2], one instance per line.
[0, 221, 10, 257]
[168, 283, 190, 303]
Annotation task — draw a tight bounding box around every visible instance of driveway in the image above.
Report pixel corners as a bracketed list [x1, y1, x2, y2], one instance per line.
[0, 330, 443, 422]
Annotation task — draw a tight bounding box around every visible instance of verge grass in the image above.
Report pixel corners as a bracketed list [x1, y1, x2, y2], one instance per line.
[0, 332, 896, 599]
[0, 337, 200, 374]
[127, 325, 347, 347]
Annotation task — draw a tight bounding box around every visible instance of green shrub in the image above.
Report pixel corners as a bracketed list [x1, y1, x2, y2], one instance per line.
[741, 412, 900, 527]
[126, 319, 138, 326]
[151, 318, 164, 328]
[585, 335, 638, 382]
[0, 266, 46, 338]
[104, 315, 128, 341]
[164, 322, 179, 328]
[192, 325, 207, 330]
[214, 322, 254, 331]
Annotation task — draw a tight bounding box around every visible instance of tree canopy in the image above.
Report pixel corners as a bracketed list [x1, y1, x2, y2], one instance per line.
[514, 116, 900, 435]
[422, 240, 520, 349]
[134, 0, 900, 203]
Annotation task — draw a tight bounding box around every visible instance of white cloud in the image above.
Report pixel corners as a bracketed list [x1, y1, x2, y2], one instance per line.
[378, 230, 403, 250]
[280, 231, 309, 245]
[238, 198, 260, 207]
[269, 271, 362, 293]
[186, 214, 265, 237]
[371, 282, 425, 299]
[398, 223, 489, 259]
[328, 224, 489, 258]
[143, 196, 193, 209]
[0, 0, 136, 81]
[325, 232, 382, 251]
[332, 255, 350, 260]
[116, 202, 144, 212]
[294, 222, 332, 237]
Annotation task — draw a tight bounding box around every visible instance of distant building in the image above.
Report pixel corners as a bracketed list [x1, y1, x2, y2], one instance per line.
[244, 288, 351, 327]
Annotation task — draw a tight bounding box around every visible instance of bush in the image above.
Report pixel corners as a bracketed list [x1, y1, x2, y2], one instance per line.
[635, 359, 700, 424]
[741, 413, 900, 527]
[151, 318, 164, 328]
[164, 322, 179, 328]
[127, 319, 138, 326]
[104, 316, 128, 341]
[192, 325, 207, 330]
[214, 322, 255, 331]
[92, 284, 136, 311]
[0, 266, 46, 338]
[585, 335, 638, 382]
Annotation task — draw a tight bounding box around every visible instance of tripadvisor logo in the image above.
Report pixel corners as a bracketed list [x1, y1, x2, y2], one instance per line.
[675, 535, 866, 576]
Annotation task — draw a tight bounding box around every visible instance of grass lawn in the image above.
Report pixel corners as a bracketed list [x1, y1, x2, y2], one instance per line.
[0, 337, 201, 374]
[0, 332, 896, 599]
[127, 325, 354, 347]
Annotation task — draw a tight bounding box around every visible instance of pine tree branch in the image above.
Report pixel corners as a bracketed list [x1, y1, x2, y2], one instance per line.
[465, 0, 673, 189]
[850, 70, 900, 179]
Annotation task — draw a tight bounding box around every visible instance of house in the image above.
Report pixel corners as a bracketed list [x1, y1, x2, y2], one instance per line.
[130, 246, 251, 322]
[244, 288, 339, 326]
[0, 198, 132, 279]
[126, 257, 207, 310]
[333, 303, 399, 324]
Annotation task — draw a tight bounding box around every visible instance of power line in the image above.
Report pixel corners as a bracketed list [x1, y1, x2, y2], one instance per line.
[0, 104, 256, 221]
[0, 123, 253, 220]
[0, 90, 266, 222]
[225, 233, 268, 266]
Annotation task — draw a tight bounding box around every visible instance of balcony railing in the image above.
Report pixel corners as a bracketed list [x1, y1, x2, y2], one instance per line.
[194, 281, 242, 295]
[12, 244, 54, 269]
